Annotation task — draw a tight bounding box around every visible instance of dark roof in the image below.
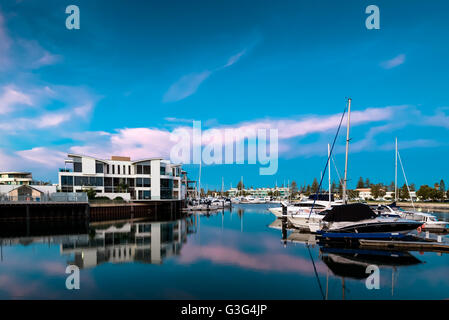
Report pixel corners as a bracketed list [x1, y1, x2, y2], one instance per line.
[322, 203, 377, 222]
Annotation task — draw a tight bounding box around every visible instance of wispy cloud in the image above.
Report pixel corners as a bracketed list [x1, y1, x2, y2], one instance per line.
[163, 70, 212, 103]
[0, 85, 33, 114]
[380, 54, 406, 69]
[163, 48, 249, 103]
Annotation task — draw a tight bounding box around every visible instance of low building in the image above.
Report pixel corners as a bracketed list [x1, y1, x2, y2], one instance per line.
[0, 172, 33, 185]
[227, 187, 290, 198]
[0, 184, 57, 201]
[58, 154, 184, 201]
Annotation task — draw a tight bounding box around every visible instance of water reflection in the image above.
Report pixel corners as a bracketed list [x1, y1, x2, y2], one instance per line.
[0, 205, 449, 299]
[0, 216, 197, 268]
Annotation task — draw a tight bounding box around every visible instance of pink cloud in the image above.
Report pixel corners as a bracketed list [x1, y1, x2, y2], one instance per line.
[16, 147, 66, 167]
[178, 244, 327, 275]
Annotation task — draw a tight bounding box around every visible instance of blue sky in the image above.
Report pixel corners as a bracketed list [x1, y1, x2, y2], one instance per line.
[0, 0, 448, 189]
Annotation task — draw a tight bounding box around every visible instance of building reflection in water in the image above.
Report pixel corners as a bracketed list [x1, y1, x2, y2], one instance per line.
[0, 215, 197, 268]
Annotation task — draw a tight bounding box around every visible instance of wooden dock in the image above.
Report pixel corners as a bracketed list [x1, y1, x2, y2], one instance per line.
[359, 239, 449, 252]
[0, 200, 185, 222]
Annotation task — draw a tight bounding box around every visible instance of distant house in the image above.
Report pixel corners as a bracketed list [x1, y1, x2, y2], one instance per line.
[0, 184, 57, 201]
[355, 188, 372, 200]
[0, 172, 33, 185]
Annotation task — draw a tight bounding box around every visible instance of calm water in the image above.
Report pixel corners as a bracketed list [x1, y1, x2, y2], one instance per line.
[1, 204, 449, 299]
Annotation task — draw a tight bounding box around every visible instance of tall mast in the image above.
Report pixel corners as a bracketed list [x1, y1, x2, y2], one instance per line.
[395, 137, 398, 202]
[198, 161, 202, 199]
[221, 176, 224, 197]
[328, 143, 331, 205]
[342, 98, 351, 204]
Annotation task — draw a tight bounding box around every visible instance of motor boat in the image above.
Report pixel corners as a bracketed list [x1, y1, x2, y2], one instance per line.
[378, 203, 449, 233]
[268, 194, 342, 218]
[317, 203, 423, 239]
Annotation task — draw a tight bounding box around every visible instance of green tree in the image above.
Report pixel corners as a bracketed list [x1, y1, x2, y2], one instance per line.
[371, 183, 386, 199]
[399, 183, 409, 200]
[86, 188, 97, 200]
[337, 182, 343, 198]
[365, 178, 371, 188]
[356, 177, 364, 189]
[440, 179, 446, 193]
[417, 185, 432, 200]
[290, 181, 298, 197]
[311, 178, 319, 194]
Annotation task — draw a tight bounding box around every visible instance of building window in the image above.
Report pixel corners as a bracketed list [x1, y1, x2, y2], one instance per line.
[123, 165, 126, 174]
[160, 166, 166, 175]
[160, 178, 173, 199]
[143, 178, 150, 187]
[74, 176, 89, 186]
[136, 178, 143, 187]
[61, 175, 73, 186]
[95, 161, 104, 173]
[117, 165, 120, 174]
[137, 165, 143, 174]
[73, 162, 82, 173]
[106, 165, 110, 174]
[128, 178, 135, 187]
[104, 177, 112, 186]
[143, 165, 151, 174]
[128, 166, 131, 175]
[112, 165, 115, 174]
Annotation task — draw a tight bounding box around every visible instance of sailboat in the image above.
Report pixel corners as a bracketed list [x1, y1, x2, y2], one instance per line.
[275, 98, 352, 232]
[389, 138, 449, 232]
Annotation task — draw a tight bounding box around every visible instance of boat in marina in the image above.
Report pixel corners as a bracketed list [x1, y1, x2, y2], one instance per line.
[371, 202, 449, 232]
[317, 203, 423, 239]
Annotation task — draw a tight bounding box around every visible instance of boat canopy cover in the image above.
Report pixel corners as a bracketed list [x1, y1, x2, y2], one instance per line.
[322, 203, 377, 222]
[308, 193, 334, 202]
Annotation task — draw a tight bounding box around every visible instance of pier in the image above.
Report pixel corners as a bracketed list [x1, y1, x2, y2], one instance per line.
[0, 197, 185, 223]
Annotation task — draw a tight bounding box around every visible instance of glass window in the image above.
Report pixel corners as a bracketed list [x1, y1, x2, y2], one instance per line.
[143, 165, 151, 174]
[73, 162, 82, 172]
[104, 177, 112, 186]
[95, 161, 103, 173]
[61, 175, 73, 186]
[143, 178, 150, 187]
[74, 176, 89, 186]
[123, 165, 126, 174]
[106, 164, 110, 174]
[112, 165, 115, 174]
[143, 190, 151, 199]
[128, 178, 135, 187]
[160, 166, 166, 175]
[117, 165, 120, 174]
[136, 178, 143, 187]
[137, 165, 143, 174]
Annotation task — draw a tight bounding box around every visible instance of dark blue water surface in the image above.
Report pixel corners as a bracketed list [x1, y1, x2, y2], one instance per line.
[1, 204, 449, 299]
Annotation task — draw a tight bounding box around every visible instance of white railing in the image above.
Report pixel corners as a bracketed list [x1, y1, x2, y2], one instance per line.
[0, 192, 88, 203]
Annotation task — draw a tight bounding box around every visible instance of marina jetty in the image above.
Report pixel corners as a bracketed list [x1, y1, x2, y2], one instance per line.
[0, 191, 185, 223]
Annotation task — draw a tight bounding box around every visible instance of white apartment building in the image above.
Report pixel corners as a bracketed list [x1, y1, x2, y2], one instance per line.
[58, 154, 183, 201]
[0, 172, 33, 185]
[355, 188, 417, 201]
